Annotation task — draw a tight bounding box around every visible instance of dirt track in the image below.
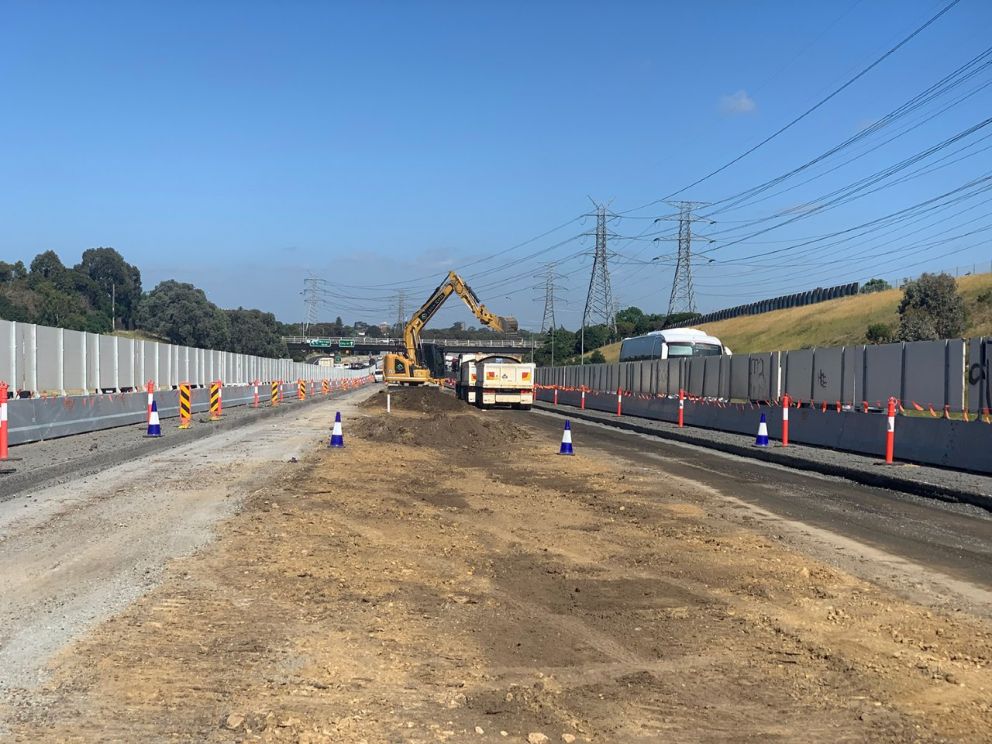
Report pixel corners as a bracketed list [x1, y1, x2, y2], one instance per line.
[4, 387, 992, 742]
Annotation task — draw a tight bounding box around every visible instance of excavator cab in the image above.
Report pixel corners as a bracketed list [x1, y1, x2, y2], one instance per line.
[382, 353, 432, 386]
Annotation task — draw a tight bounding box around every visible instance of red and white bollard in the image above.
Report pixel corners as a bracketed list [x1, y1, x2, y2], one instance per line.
[0, 381, 9, 461]
[781, 394, 790, 447]
[616, 387, 623, 417]
[253, 380, 260, 408]
[553, 387, 558, 406]
[885, 396, 896, 464]
[146, 380, 154, 424]
[580, 389, 586, 410]
[678, 389, 685, 428]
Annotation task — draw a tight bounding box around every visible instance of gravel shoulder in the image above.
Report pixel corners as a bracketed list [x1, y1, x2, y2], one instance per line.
[4, 387, 990, 742]
[0, 387, 377, 721]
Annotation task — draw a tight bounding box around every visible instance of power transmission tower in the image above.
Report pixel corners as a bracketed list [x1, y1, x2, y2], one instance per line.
[581, 203, 617, 361]
[302, 276, 322, 337]
[535, 264, 566, 367]
[393, 290, 407, 337]
[654, 201, 712, 325]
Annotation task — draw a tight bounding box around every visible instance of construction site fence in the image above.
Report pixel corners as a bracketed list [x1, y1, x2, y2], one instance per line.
[0, 318, 365, 397]
[537, 336, 992, 415]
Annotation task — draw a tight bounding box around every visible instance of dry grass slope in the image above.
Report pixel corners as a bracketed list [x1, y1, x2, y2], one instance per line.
[594, 273, 992, 359]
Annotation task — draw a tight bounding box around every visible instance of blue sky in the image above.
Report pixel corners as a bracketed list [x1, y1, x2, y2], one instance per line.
[2, 0, 990, 330]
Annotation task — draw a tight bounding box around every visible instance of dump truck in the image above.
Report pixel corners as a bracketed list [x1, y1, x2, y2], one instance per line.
[472, 355, 535, 409]
[383, 272, 518, 386]
[455, 353, 481, 404]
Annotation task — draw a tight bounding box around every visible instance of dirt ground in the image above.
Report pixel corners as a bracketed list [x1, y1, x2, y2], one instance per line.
[5, 388, 992, 742]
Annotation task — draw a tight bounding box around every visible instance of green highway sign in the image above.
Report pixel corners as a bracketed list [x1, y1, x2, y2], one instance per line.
[339, 339, 355, 348]
[309, 339, 331, 348]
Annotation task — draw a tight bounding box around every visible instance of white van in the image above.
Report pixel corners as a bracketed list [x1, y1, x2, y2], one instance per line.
[618, 328, 731, 362]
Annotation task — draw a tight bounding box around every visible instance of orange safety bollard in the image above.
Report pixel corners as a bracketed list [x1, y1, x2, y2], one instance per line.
[553, 387, 558, 406]
[0, 381, 8, 461]
[678, 388, 685, 428]
[616, 387, 622, 417]
[781, 394, 790, 447]
[253, 380, 259, 408]
[271, 381, 279, 407]
[209, 381, 222, 421]
[322, 379, 329, 396]
[278, 380, 284, 404]
[178, 382, 192, 429]
[885, 396, 896, 463]
[580, 388, 586, 410]
[298, 379, 306, 401]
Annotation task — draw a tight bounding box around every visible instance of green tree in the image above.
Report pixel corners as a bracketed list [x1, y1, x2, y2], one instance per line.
[865, 322, 895, 344]
[29, 250, 67, 283]
[75, 247, 143, 329]
[588, 349, 606, 364]
[897, 272, 967, 341]
[860, 278, 891, 294]
[137, 280, 231, 348]
[224, 307, 288, 357]
[615, 306, 647, 337]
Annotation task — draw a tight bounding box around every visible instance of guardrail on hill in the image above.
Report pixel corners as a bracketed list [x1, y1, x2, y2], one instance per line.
[667, 281, 860, 328]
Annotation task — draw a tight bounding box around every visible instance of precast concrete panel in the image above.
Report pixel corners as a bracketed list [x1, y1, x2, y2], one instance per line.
[947, 339, 965, 411]
[16, 323, 37, 394]
[863, 342, 903, 404]
[85, 333, 100, 392]
[729, 355, 749, 400]
[142, 342, 157, 386]
[719, 356, 731, 399]
[117, 338, 135, 390]
[35, 325, 61, 394]
[63, 329, 87, 393]
[841, 345, 858, 406]
[687, 358, 705, 398]
[747, 353, 777, 401]
[0, 320, 14, 385]
[784, 349, 814, 403]
[157, 344, 171, 387]
[134, 340, 144, 389]
[902, 340, 948, 409]
[702, 357, 721, 398]
[812, 346, 844, 403]
[98, 335, 118, 391]
[967, 338, 990, 413]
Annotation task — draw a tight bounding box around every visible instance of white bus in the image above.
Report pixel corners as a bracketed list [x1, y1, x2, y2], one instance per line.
[618, 328, 731, 362]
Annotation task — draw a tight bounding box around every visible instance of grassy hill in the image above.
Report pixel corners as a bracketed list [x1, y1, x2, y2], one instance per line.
[595, 272, 992, 361]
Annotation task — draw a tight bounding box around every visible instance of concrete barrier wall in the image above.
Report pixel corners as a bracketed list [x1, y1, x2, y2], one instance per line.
[5, 379, 368, 446]
[1, 318, 360, 397]
[536, 387, 992, 475]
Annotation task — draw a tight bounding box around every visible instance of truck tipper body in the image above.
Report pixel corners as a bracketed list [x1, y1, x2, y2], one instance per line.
[456, 353, 480, 403]
[472, 356, 535, 409]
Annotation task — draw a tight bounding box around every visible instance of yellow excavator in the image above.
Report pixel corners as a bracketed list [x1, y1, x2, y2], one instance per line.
[383, 271, 518, 385]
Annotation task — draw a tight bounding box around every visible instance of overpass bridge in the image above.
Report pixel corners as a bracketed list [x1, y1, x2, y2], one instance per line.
[282, 336, 539, 355]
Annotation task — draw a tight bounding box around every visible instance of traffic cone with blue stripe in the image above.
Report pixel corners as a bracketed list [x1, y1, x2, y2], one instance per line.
[754, 412, 769, 447]
[558, 420, 574, 455]
[146, 399, 162, 438]
[329, 411, 344, 448]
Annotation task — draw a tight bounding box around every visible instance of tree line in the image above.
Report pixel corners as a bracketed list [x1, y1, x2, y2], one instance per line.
[0, 248, 288, 357]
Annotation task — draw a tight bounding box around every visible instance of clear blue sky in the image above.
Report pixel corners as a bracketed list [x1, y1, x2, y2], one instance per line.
[2, 0, 990, 330]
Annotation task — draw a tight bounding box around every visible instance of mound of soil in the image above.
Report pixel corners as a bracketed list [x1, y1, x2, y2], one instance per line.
[351, 410, 530, 450]
[359, 386, 464, 413]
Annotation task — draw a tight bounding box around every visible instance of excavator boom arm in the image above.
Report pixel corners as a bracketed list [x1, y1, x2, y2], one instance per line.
[401, 271, 518, 366]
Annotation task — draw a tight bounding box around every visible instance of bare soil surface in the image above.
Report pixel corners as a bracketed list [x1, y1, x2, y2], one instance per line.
[4, 387, 992, 742]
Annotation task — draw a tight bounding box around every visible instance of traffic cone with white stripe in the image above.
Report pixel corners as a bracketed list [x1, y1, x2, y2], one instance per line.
[558, 420, 574, 455]
[146, 399, 162, 438]
[753, 412, 769, 447]
[329, 411, 344, 448]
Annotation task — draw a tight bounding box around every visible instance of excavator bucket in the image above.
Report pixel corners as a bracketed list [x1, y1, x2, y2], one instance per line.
[501, 316, 519, 333]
